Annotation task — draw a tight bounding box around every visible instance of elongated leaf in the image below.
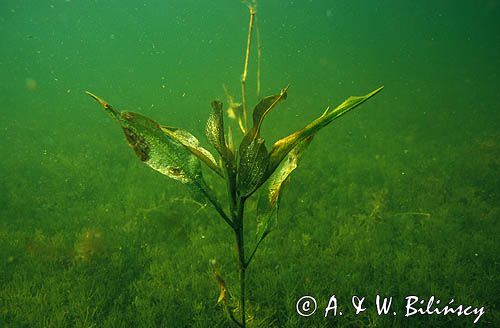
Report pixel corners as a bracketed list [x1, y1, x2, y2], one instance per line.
[210, 259, 230, 305]
[256, 136, 312, 241]
[268, 136, 312, 208]
[267, 86, 383, 176]
[215, 272, 227, 304]
[206, 100, 233, 165]
[250, 86, 288, 138]
[236, 87, 288, 197]
[237, 134, 269, 197]
[86, 91, 206, 185]
[255, 201, 277, 245]
[160, 125, 223, 177]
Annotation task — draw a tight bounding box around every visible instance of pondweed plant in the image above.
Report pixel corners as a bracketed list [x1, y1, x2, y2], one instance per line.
[86, 4, 382, 327]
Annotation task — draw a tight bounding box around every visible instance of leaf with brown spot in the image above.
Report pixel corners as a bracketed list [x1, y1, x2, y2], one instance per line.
[86, 92, 208, 187]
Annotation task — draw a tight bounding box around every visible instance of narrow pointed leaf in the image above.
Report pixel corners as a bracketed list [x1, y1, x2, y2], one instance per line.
[214, 272, 228, 304]
[268, 136, 312, 208]
[235, 87, 288, 197]
[86, 92, 207, 185]
[250, 86, 288, 138]
[206, 100, 233, 164]
[255, 203, 277, 245]
[255, 136, 312, 241]
[86, 91, 120, 120]
[161, 125, 223, 178]
[268, 86, 383, 175]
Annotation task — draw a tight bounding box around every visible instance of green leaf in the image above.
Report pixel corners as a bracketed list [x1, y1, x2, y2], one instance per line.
[236, 87, 288, 197]
[250, 86, 288, 138]
[268, 136, 312, 208]
[206, 100, 233, 164]
[267, 86, 383, 176]
[255, 201, 277, 245]
[86, 91, 209, 185]
[255, 136, 312, 241]
[237, 134, 269, 197]
[160, 125, 223, 178]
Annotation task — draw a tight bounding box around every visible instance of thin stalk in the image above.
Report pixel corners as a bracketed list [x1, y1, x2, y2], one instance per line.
[196, 182, 234, 229]
[239, 267, 246, 327]
[255, 12, 261, 98]
[230, 3, 258, 327]
[225, 162, 238, 218]
[241, 6, 255, 131]
[234, 197, 247, 327]
[245, 231, 268, 268]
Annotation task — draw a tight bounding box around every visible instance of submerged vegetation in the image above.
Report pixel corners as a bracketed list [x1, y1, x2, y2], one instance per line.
[1, 127, 497, 326]
[1, 1, 498, 328]
[86, 2, 382, 326]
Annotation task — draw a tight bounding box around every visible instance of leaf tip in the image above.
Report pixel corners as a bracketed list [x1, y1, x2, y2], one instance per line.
[281, 85, 290, 98]
[85, 90, 110, 109]
[373, 85, 384, 95]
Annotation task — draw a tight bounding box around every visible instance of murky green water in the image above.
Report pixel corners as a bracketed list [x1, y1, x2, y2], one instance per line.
[1, 1, 498, 327]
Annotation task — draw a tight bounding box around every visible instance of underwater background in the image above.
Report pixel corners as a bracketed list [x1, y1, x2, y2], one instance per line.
[0, 0, 499, 327]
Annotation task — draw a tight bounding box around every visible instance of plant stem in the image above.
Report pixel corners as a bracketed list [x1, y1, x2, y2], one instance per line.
[241, 5, 255, 131]
[196, 182, 234, 229]
[230, 4, 258, 326]
[255, 13, 261, 98]
[234, 197, 247, 327]
[245, 230, 268, 268]
[238, 236, 246, 328]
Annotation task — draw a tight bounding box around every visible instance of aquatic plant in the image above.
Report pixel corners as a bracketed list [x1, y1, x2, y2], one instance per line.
[86, 3, 382, 327]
